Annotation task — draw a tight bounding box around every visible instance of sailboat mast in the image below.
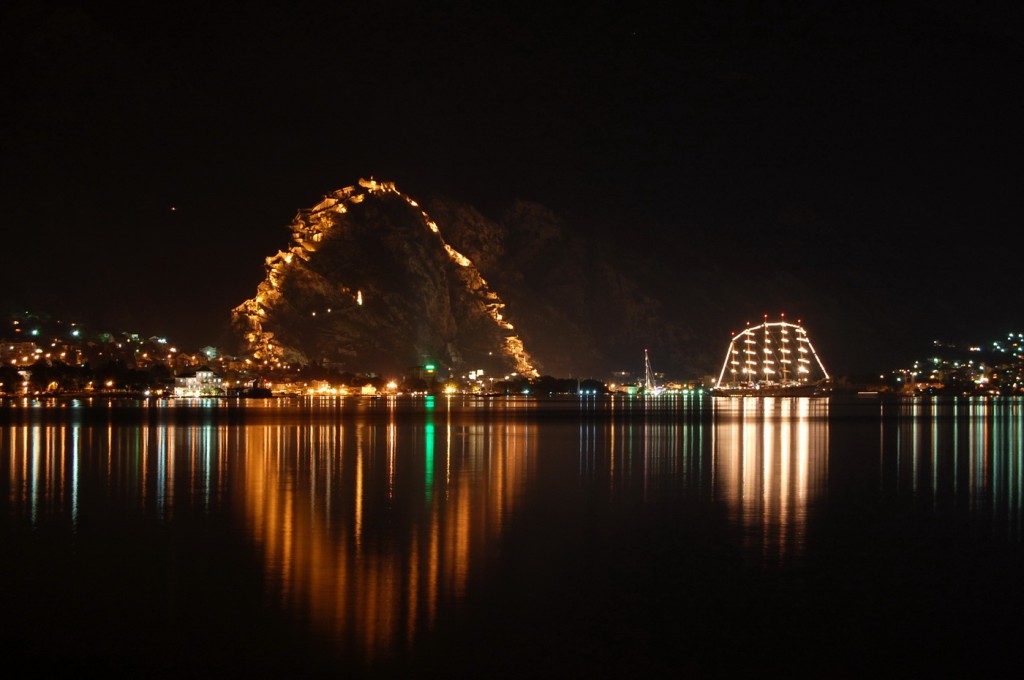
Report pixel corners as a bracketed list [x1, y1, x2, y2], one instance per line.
[644, 348, 656, 392]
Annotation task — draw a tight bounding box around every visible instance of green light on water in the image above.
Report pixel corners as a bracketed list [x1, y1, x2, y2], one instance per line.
[425, 419, 434, 502]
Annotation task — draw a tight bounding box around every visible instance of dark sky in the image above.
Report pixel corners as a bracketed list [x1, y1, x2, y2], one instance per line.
[1, 0, 1021, 374]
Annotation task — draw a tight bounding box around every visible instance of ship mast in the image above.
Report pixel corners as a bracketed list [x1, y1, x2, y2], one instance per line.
[644, 348, 655, 392]
[744, 327, 757, 384]
[779, 320, 791, 384]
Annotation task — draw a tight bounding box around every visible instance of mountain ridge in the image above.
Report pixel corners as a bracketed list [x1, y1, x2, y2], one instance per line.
[231, 179, 539, 378]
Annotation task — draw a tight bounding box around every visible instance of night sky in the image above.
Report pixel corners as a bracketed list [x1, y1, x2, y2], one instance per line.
[2, 0, 1021, 375]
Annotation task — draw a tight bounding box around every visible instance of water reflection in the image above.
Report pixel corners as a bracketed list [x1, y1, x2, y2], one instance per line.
[881, 396, 1024, 539]
[1, 394, 830, 640]
[571, 394, 828, 564]
[235, 397, 535, 660]
[5, 394, 1024, 668]
[712, 396, 830, 563]
[576, 392, 711, 500]
[0, 396, 536, 662]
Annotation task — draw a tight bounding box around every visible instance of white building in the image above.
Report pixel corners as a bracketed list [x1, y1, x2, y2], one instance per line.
[173, 366, 224, 397]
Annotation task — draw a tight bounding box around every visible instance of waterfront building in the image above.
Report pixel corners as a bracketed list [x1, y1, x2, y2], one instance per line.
[173, 366, 224, 397]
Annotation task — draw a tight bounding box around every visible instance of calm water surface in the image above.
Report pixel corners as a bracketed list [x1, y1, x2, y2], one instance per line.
[2, 394, 1022, 678]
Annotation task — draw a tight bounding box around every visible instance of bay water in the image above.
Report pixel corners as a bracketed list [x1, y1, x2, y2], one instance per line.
[2, 394, 1021, 678]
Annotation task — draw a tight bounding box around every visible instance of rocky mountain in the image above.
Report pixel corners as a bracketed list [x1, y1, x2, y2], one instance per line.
[232, 179, 539, 379]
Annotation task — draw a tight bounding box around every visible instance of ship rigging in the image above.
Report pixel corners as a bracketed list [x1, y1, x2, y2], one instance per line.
[643, 348, 663, 395]
[713, 316, 830, 395]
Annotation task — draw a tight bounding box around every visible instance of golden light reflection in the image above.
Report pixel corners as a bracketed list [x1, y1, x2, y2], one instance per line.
[0, 400, 534, 662]
[7, 396, 1024, 662]
[232, 402, 534, 661]
[712, 396, 829, 563]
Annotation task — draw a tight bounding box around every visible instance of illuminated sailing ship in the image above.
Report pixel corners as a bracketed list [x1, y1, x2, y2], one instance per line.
[712, 316, 831, 396]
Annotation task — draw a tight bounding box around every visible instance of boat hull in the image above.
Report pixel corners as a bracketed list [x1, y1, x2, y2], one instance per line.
[710, 383, 832, 397]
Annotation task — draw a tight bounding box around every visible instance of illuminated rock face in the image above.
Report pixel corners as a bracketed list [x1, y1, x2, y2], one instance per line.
[232, 179, 539, 377]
